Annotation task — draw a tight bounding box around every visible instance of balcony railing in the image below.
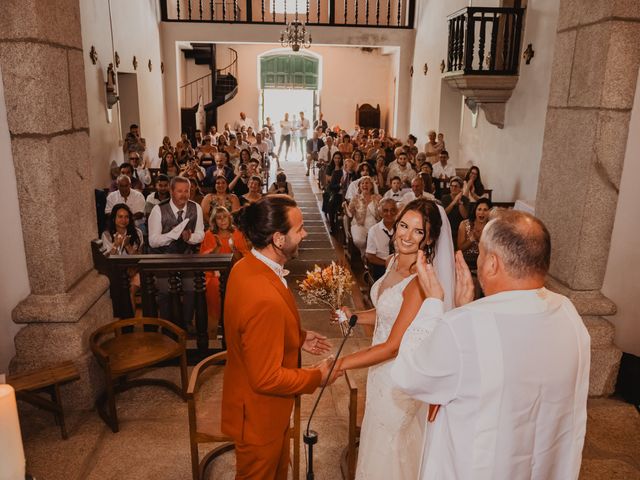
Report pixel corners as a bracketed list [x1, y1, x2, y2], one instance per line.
[446, 6, 525, 75]
[160, 0, 416, 28]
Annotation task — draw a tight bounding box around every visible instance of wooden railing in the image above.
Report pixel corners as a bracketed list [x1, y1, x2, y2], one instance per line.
[92, 240, 233, 360]
[180, 48, 238, 109]
[161, 0, 415, 28]
[446, 6, 525, 75]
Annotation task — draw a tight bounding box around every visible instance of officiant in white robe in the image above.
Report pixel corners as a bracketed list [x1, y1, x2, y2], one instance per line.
[392, 210, 590, 480]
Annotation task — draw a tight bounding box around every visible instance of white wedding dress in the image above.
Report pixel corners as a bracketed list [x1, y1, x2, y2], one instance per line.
[355, 205, 456, 480]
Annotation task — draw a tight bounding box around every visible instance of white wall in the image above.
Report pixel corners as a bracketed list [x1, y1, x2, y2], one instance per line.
[602, 71, 640, 356]
[409, 0, 560, 202]
[0, 67, 30, 374]
[80, 0, 168, 188]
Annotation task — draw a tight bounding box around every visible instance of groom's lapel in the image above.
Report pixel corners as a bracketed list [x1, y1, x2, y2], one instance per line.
[245, 254, 300, 324]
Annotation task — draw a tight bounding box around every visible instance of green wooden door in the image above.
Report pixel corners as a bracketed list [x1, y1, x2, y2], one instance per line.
[260, 54, 318, 89]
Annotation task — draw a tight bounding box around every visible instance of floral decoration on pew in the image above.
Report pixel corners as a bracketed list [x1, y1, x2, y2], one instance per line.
[297, 262, 354, 337]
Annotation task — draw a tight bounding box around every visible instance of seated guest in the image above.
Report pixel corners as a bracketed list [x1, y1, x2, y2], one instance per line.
[180, 157, 205, 183]
[306, 130, 325, 176]
[386, 152, 417, 188]
[200, 206, 250, 336]
[400, 176, 435, 206]
[204, 152, 235, 187]
[318, 135, 339, 172]
[176, 132, 195, 165]
[101, 203, 144, 308]
[239, 175, 264, 206]
[158, 135, 175, 160]
[463, 165, 489, 201]
[325, 150, 344, 178]
[238, 148, 252, 167]
[344, 176, 381, 257]
[345, 163, 379, 202]
[202, 175, 241, 225]
[432, 150, 456, 197]
[268, 172, 295, 198]
[160, 152, 180, 178]
[382, 176, 404, 202]
[457, 198, 492, 269]
[441, 176, 469, 249]
[105, 175, 146, 231]
[145, 174, 171, 217]
[419, 161, 435, 194]
[339, 134, 354, 158]
[188, 177, 204, 204]
[148, 176, 205, 254]
[365, 198, 398, 281]
[109, 162, 144, 192]
[406, 134, 419, 159]
[375, 155, 388, 190]
[197, 135, 218, 166]
[127, 152, 151, 188]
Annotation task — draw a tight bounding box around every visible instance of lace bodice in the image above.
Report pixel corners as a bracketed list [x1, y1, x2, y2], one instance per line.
[370, 258, 416, 346]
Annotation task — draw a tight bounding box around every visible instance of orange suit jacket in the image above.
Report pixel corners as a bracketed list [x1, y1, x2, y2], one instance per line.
[221, 253, 322, 445]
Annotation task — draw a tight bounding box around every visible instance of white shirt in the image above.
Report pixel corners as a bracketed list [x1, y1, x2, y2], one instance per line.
[382, 189, 404, 202]
[318, 144, 339, 164]
[387, 161, 417, 186]
[145, 191, 169, 216]
[251, 248, 288, 287]
[105, 188, 145, 215]
[400, 190, 436, 205]
[345, 177, 380, 201]
[280, 120, 292, 136]
[392, 289, 590, 480]
[298, 117, 310, 137]
[365, 221, 394, 259]
[148, 199, 205, 248]
[432, 161, 456, 179]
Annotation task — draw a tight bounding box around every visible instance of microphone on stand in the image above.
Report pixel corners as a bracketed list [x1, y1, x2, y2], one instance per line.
[304, 314, 358, 480]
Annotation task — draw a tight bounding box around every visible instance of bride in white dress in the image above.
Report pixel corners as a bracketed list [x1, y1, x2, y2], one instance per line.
[335, 198, 455, 479]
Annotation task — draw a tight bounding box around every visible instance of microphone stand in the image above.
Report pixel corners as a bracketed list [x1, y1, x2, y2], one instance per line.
[304, 315, 358, 480]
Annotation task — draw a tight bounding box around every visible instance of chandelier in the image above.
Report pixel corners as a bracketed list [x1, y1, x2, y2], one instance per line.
[280, 17, 312, 52]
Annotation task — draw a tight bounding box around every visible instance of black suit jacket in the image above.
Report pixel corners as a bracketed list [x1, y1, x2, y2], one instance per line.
[306, 138, 325, 154]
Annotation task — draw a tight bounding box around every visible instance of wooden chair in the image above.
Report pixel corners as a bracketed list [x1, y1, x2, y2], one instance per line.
[7, 360, 80, 439]
[89, 317, 188, 433]
[340, 370, 366, 480]
[187, 351, 302, 480]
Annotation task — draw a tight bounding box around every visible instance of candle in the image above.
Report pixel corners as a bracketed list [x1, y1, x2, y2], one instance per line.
[0, 384, 26, 480]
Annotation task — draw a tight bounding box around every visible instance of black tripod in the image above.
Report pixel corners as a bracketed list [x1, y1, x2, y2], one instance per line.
[304, 315, 358, 480]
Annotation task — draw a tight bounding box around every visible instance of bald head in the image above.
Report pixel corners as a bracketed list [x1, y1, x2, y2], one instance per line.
[481, 210, 551, 280]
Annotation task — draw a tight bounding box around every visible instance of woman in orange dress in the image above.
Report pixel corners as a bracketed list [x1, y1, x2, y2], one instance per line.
[199, 206, 250, 335]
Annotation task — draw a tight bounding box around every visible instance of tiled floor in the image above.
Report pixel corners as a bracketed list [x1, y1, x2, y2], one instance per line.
[18, 162, 640, 479]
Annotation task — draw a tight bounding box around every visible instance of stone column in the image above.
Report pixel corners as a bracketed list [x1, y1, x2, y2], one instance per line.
[536, 2, 640, 395]
[0, 0, 112, 408]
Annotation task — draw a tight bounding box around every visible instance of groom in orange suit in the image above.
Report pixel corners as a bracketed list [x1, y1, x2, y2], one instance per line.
[222, 195, 335, 479]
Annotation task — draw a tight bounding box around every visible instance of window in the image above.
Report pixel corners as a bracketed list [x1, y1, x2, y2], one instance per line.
[271, 0, 307, 14]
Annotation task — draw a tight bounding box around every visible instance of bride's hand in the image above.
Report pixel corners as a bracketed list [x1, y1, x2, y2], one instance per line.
[415, 251, 445, 301]
[330, 306, 353, 324]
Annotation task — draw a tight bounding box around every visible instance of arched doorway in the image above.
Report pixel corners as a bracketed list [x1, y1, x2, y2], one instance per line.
[258, 50, 321, 161]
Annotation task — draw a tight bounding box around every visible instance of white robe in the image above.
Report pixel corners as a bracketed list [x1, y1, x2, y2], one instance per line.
[392, 288, 590, 480]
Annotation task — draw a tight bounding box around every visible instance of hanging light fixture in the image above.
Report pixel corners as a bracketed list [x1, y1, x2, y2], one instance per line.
[280, 13, 312, 52]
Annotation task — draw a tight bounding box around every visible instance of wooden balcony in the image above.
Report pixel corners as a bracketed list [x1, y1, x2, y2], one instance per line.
[443, 6, 526, 128]
[160, 0, 416, 28]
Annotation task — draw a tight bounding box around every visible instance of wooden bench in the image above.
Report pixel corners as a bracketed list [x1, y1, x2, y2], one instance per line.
[7, 361, 80, 439]
[341, 370, 366, 480]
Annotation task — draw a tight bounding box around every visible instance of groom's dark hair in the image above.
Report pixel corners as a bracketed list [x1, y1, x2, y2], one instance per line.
[237, 195, 297, 248]
[483, 210, 551, 278]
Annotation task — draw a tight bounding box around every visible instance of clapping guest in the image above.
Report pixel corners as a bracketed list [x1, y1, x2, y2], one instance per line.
[204, 152, 235, 186]
[109, 162, 144, 192]
[400, 176, 436, 207]
[200, 206, 250, 335]
[345, 176, 381, 257]
[239, 175, 264, 206]
[441, 176, 469, 249]
[102, 203, 144, 309]
[201, 175, 241, 225]
[457, 198, 492, 269]
[463, 166, 488, 201]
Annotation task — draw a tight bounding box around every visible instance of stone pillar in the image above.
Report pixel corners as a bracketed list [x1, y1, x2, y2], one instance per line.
[536, 2, 640, 395]
[0, 0, 112, 408]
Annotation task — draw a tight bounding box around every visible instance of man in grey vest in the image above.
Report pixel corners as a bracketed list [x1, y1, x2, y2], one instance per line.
[148, 176, 204, 253]
[148, 176, 205, 327]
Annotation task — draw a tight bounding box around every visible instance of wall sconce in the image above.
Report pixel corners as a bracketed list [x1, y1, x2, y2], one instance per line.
[440, 60, 445, 73]
[148, 59, 152, 72]
[523, 44, 535, 64]
[114, 51, 120, 68]
[410, 65, 414, 77]
[89, 46, 98, 65]
[161, 62, 165, 74]
[132, 56, 138, 70]
[423, 63, 428, 75]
